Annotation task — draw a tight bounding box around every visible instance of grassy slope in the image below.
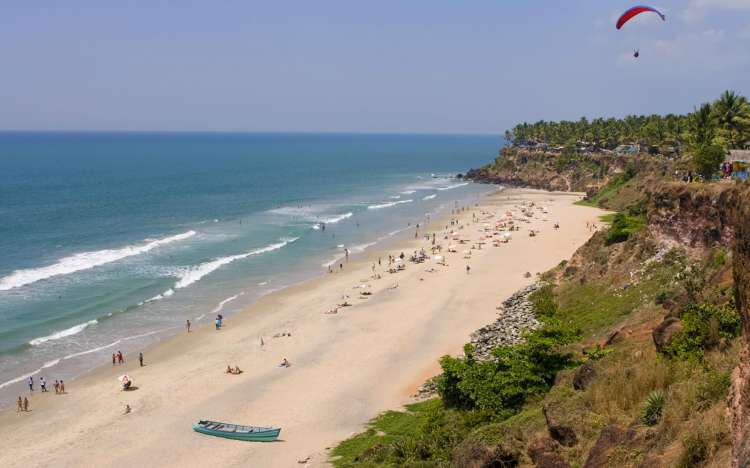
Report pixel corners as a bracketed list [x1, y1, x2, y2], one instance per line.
[331, 162, 736, 467]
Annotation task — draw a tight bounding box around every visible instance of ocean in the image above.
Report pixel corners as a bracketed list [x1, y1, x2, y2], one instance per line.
[0, 132, 500, 404]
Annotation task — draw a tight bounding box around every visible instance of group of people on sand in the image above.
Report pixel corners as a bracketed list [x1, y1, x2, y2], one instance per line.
[18, 377, 66, 413]
[16, 396, 30, 412]
[26, 376, 65, 394]
[225, 365, 242, 375]
[112, 351, 125, 365]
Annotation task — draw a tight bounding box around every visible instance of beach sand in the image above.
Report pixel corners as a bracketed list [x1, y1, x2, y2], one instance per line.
[0, 188, 604, 467]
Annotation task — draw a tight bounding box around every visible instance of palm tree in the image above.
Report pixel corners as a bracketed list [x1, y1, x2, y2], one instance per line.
[712, 90, 750, 148]
[689, 103, 715, 149]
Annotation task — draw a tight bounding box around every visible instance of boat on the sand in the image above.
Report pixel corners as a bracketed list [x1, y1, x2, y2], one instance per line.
[192, 420, 281, 441]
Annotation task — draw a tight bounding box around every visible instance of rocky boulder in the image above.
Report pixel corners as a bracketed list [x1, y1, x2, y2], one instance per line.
[543, 407, 577, 447]
[470, 284, 542, 361]
[652, 317, 683, 353]
[527, 438, 570, 468]
[572, 361, 596, 391]
[584, 425, 634, 468]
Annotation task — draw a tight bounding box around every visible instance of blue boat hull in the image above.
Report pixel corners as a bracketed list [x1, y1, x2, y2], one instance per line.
[192, 421, 281, 442]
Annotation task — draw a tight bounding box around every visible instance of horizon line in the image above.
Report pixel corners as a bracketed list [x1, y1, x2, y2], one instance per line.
[0, 129, 501, 137]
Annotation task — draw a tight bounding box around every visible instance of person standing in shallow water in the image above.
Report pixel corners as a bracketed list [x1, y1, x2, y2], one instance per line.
[186, 319, 191, 333]
[17, 396, 22, 412]
[139, 352, 144, 367]
[23, 397, 29, 412]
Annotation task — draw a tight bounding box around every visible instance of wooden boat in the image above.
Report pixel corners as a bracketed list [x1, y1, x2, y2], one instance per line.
[192, 420, 281, 442]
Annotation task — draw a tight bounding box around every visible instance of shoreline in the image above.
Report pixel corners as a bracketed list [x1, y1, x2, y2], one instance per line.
[0, 187, 603, 468]
[0, 184, 494, 404]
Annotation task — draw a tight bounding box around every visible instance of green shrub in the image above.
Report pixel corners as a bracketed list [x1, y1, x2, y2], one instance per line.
[604, 212, 645, 245]
[693, 371, 731, 411]
[529, 285, 557, 317]
[626, 198, 646, 217]
[692, 144, 724, 181]
[711, 248, 727, 268]
[437, 321, 578, 415]
[583, 344, 613, 361]
[678, 431, 711, 468]
[662, 302, 741, 361]
[655, 291, 670, 305]
[640, 390, 666, 426]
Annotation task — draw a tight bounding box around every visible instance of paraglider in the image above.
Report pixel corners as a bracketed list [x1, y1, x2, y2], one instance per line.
[616, 5, 666, 30]
[616, 6, 665, 58]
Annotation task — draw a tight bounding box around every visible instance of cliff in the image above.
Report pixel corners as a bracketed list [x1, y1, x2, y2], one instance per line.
[730, 185, 750, 467]
[647, 183, 736, 253]
[466, 149, 676, 211]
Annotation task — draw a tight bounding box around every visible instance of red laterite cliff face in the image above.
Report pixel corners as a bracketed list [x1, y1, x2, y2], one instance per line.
[730, 185, 750, 468]
[646, 183, 736, 254]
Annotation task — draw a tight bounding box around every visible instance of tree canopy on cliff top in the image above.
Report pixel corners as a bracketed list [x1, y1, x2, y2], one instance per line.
[506, 90, 749, 151]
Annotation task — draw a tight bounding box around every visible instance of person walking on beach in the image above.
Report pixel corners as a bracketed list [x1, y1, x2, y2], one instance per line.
[117, 351, 124, 364]
[54, 380, 60, 394]
[40, 377, 47, 392]
[186, 319, 191, 333]
[27, 376, 34, 392]
[139, 352, 144, 367]
[23, 397, 29, 412]
[466, 265, 471, 275]
[112, 353, 116, 366]
[17, 396, 23, 412]
[59, 380, 65, 394]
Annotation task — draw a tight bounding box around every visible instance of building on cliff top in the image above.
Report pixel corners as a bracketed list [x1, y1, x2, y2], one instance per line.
[727, 150, 750, 164]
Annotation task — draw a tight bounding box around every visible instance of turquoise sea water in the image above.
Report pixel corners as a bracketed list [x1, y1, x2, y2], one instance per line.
[0, 132, 500, 403]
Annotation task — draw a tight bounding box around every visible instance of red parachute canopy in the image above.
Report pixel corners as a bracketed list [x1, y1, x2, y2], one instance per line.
[616, 5, 666, 30]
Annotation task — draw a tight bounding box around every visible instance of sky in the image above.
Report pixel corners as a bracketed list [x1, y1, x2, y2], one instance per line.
[1, 0, 749, 134]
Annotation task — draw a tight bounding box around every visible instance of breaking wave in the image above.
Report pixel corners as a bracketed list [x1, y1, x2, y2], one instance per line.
[367, 199, 413, 210]
[29, 320, 98, 346]
[0, 231, 196, 291]
[437, 182, 469, 191]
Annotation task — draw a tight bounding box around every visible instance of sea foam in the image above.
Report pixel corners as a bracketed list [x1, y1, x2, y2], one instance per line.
[29, 320, 98, 346]
[211, 292, 244, 315]
[367, 199, 413, 210]
[152, 237, 299, 299]
[437, 182, 469, 191]
[0, 231, 196, 291]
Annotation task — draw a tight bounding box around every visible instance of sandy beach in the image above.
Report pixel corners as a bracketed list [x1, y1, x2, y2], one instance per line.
[0, 188, 604, 468]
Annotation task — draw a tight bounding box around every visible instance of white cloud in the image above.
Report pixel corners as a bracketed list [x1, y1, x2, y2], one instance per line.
[683, 0, 750, 23]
